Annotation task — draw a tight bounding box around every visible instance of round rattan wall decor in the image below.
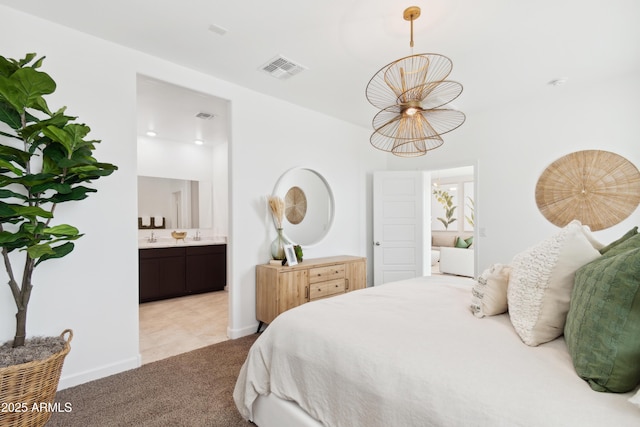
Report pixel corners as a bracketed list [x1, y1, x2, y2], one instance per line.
[535, 150, 640, 231]
[285, 186, 307, 225]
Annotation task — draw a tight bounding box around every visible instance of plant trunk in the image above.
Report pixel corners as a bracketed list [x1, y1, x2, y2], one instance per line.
[13, 308, 27, 347]
[13, 257, 35, 348]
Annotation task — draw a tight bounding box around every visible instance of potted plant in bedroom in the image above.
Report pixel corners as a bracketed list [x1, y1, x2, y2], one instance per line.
[0, 53, 117, 426]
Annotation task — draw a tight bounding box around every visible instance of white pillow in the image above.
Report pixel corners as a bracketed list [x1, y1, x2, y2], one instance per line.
[507, 220, 602, 346]
[630, 389, 640, 408]
[471, 264, 511, 318]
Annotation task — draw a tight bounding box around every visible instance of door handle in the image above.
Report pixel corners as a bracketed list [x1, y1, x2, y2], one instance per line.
[374, 241, 381, 246]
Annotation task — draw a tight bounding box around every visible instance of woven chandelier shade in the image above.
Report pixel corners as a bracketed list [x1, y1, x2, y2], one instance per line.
[535, 150, 640, 231]
[365, 7, 465, 157]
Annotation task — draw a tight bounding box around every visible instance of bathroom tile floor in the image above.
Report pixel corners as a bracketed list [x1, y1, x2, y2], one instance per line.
[139, 290, 229, 364]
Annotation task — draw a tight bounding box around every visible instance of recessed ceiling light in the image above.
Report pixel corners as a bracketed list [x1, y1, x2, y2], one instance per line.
[146, 130, 157, 137]
[208, 24, 228, 36]
[194, 139, 204, 145]
[548, 78, 568, 86]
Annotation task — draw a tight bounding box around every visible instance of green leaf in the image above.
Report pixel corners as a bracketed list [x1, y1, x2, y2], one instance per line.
[0, 189, 28, 201]
[26, 242, 55, 259]
[0, 56, 16, 77]
[0, 203, 53, 219]
[30, 181, 72, 195]
[18, 53, 37, 67]
[0, 144, 31, 167]
[0, 101, 22, 129]
[44, 224, 79, 237]
[42, 123, 90, 156]
[35, 242, 75, 266]
[41, 186, 96, 204]
[0, 230, 23, 244]
[0, 67, 56, 115]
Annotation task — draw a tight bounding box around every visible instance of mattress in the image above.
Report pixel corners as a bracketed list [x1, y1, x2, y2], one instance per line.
[234, 275, 639, 426]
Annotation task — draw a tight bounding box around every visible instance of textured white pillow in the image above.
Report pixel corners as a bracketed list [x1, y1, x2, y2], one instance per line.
[471, 264, 511, 318]
[630, 389, 640, 408]
[507, 220, 602, 346]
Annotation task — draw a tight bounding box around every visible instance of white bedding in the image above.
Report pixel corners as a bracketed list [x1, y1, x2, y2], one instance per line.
[234, 275, 639, 427]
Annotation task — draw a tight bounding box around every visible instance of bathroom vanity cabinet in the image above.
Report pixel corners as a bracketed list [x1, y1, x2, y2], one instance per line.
[139, 244, 226, 302]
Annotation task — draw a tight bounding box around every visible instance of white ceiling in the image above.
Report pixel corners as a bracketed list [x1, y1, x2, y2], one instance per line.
[136, 75, 229, 146]
[2, 0, 639, 143]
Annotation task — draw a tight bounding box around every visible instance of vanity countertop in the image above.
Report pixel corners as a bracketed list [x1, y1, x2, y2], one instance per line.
[138, 237, 226, 249]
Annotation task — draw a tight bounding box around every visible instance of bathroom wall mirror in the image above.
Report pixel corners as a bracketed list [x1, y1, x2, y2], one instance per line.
[138, 176, 213, 229]
[272, 168, 334, 246]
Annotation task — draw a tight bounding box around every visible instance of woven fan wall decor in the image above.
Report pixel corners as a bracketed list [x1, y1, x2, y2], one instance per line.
[285, 186, 307, 225]
[535, 150, 640, 231]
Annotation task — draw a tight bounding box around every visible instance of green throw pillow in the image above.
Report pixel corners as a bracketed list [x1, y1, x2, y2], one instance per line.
[600, 232, 640, 258]
[564, 246, 640, 393]
[455, 237, 469, 248]
[455, 236, 473, 248]
[599, 226, 638, 255]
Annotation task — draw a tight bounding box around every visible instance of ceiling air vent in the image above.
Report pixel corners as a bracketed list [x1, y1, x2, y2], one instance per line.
[260, 55, 307, 80]
[195, 112, 215, 120]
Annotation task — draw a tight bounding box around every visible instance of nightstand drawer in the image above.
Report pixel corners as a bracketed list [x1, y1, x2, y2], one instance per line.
[309, 264, 345, 284]
[309, 278, 346, 300]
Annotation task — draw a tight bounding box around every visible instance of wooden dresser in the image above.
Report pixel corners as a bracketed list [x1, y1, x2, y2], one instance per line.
[256, 255, 366, 330]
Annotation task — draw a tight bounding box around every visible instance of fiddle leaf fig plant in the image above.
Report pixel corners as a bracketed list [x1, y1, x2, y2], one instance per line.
[0, 53, 117, 348]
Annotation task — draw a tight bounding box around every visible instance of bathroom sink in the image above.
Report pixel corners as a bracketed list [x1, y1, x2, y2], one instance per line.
[138, 236, 226, 249]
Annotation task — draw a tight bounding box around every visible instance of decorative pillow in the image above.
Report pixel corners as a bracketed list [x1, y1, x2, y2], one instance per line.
[599, 226, 638, 255]
[432, 234, 455, 248]
[564, 246, 640, 393]
[455, 236, 473, 248]
[454, 236, 469, 249]
[470, 264, 511, 318]
[598, 232, 640, 258]
[630, 389, 640, 408]
[507, 220, 602, 346]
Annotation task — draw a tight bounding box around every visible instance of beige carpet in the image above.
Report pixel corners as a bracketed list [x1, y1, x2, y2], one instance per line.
[48, 334, 259, 426]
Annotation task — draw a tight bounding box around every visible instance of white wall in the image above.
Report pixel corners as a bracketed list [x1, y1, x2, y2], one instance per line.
[137, 136, 214, 181]
[388, 70, 640, 274]
[212, 142, 229, 237]
[0, 5, 381, 389]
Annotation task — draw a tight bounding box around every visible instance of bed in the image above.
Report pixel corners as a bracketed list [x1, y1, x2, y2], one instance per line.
[233, 273, 639, 426]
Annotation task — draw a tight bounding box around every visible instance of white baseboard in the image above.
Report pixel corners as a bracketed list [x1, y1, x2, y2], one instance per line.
[57, 355, 141, 390]
[227, 323, 259, 339]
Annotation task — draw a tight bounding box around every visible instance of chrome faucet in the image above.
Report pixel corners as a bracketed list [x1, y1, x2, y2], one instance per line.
[147, 231, 157, 243]
[193, 230, 201, 241]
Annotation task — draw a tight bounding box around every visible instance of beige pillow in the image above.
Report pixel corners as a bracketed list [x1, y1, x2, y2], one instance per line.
[507, 220, 602, 346]
[470, 264, 511, 318]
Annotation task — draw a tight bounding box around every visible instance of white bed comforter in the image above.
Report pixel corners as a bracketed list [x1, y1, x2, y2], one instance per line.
[234, 276, 639, 427]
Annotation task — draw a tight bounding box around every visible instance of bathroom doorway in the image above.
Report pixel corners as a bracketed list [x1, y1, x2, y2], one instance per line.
[136, 75, 230, 363]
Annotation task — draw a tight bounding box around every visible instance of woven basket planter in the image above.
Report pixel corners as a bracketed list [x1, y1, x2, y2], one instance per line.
[0, 329, 72, 427]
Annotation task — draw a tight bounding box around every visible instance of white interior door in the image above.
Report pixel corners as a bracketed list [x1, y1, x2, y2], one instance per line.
[373, 171, 430, 286]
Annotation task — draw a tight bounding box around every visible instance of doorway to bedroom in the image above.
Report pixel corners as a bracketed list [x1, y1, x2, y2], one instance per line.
[372, 165, 476, 285]
[429, 166, 475, 278]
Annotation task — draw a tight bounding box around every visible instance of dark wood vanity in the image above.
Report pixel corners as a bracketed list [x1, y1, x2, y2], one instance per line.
[138, 244, 226, 303]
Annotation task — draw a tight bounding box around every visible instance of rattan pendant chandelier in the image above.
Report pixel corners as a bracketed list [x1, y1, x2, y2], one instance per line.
[366, 6, 465, 157]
